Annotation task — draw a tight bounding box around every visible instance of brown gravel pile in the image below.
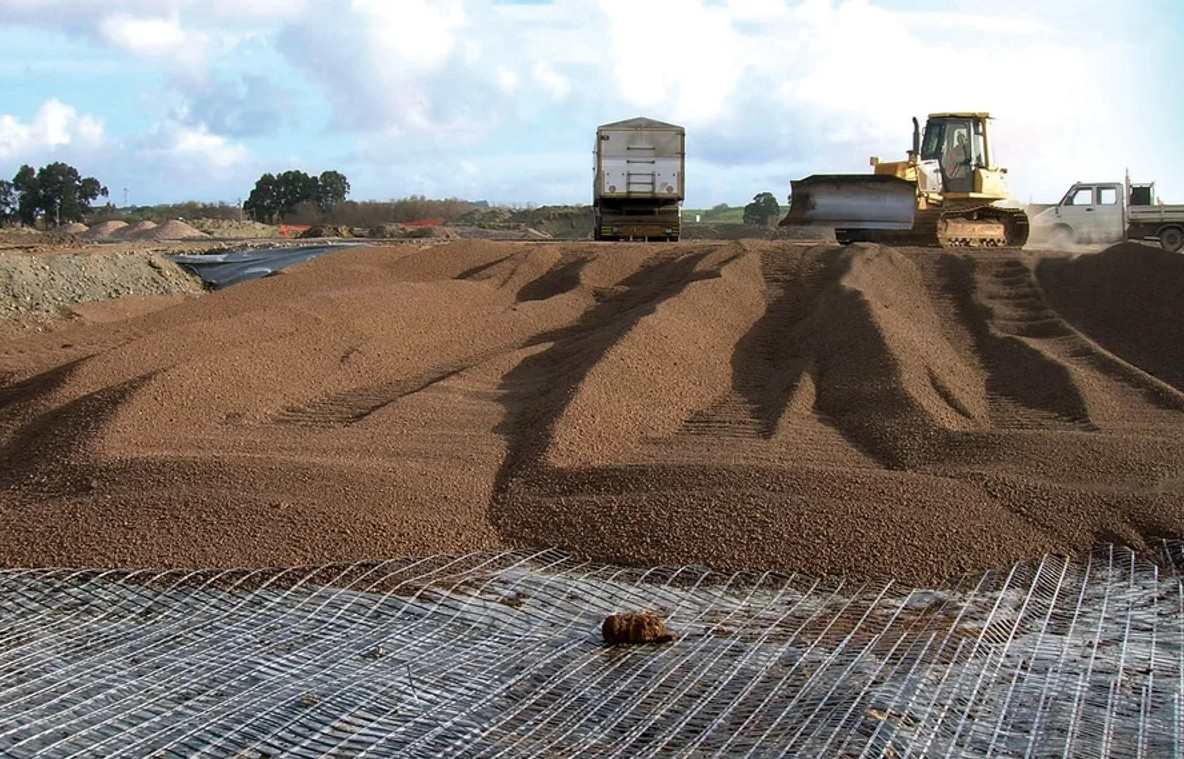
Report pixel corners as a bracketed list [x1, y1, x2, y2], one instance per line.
[140, 220, 209, 241]
[63, 223, 89, 234]
[3, 240, 1184, 584]
[114, 221, 158, 240]
[83, 221, 129, 240]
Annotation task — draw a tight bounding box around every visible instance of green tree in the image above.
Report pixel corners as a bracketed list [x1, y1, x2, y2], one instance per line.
[274, 170, 318, 218]
[245, 169, 349, 222]
[9, 162, 108, 227]
[13, 164, 38, 226]
[244, 172, 280, 222]
[316, 170, 350, 212]
[0, 180, 15, 225]
[743, 192, 781, 227]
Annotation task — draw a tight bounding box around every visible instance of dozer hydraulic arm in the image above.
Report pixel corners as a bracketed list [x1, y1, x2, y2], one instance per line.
[781, 113, 1029, 248]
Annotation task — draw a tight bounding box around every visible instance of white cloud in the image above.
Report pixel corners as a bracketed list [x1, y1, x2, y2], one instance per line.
[0, 0, 1177, 206]
[496, 66, 519, 94]
[99, 14, 191, 57]
[0, 99, 104, 159]
[134, 122, 249, 172]
[532, 61, 569, 99]
[346, 0, 467, 68]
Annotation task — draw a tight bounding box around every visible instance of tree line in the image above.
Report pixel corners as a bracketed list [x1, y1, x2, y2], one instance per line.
[0, 163, 108, 227]
[243, 169, 350, 223]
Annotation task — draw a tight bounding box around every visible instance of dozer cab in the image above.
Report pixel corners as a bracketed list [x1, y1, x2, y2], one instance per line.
[780, 113, 1029, 248]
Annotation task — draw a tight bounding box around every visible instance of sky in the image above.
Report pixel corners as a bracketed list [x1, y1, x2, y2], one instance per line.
[0, 0, 1181, 209]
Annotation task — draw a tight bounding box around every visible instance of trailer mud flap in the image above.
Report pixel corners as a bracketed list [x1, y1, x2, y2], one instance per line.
[779, 174, 916, 230]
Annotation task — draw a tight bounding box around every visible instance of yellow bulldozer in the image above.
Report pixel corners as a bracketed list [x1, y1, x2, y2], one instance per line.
[780, 112, 1029, 248]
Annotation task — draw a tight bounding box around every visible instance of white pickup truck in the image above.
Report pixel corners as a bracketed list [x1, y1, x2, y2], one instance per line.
[1031, 180, 1184, 252]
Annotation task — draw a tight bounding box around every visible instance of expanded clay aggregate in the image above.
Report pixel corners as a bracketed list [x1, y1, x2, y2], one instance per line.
[2, 240, 1184, 584]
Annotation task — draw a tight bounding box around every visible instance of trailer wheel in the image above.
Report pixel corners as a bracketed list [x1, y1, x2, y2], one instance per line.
[1160, 226, 1184, 253]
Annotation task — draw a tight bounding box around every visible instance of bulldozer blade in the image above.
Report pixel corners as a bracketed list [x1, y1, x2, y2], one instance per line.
[779, 174, 916, 230]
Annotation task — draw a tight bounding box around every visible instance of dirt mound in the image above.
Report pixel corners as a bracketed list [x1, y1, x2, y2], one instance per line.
[4, 241, 1184, 583]
[299, 225, 355, 239]
[406, 226, 459, 240]
[83, 221, 129, 240]
[189, 219, 280, 239]
[0, 251, 204, 321]
[63, 222, 89, 234]
[140, 220, 209, 241]
[368, 224, 407, 239]
[111, 220, 158, 240]
[1038, 242, 1184, 388]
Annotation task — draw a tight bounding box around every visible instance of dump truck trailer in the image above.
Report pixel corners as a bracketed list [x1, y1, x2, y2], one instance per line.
[593, 118, 684, 241]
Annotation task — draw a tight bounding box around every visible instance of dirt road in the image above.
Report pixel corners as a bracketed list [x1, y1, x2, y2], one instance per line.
[2, 239, 1182, 584]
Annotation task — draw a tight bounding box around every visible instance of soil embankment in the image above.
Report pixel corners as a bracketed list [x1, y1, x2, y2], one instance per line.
[2, 240, 1183, 583]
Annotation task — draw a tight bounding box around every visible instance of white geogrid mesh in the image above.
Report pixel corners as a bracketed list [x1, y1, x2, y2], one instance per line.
[0, 543, 1181, 758]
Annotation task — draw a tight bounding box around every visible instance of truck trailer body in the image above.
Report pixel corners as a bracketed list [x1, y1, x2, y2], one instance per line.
[593, 118, 685, 241]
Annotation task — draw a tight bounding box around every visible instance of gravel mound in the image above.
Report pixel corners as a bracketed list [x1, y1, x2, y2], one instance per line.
[113, 220, 158, 240]
[3, 240, 1184, 583]
[190, 219, 280, 239]
[141, 220, 209, 240]
[83, 220, 129, 240]
[0, 251, 205, 321]
[63, 222, 89, 234]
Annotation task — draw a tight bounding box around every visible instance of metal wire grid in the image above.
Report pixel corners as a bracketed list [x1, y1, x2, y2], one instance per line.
[0, 544, 1180, 758]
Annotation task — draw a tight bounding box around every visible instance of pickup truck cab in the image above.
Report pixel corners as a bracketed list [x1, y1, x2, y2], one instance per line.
[1031, 180, 1184, 252]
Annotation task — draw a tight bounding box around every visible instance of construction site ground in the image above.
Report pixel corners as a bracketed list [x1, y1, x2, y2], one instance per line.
[2, 234, 1183, 586]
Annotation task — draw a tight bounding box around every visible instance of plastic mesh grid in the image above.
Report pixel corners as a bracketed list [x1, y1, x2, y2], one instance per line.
[0, 543, 1181, 758]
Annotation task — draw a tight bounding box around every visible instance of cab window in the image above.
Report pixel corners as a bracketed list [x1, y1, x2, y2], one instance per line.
[1064, 187, 1094, 207]
[920, 123, 944, 160]
[971, 120, 986, 167]
[1097, 186, 1118, 205]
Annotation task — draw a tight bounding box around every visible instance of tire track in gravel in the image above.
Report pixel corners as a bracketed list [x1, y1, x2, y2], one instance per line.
[924, 253, 1093, 431]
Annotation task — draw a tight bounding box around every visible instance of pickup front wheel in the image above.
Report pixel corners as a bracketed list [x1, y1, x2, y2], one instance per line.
[1160, 226, 1184, 253]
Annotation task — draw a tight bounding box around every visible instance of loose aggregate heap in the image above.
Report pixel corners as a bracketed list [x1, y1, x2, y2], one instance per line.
[2, 239, 1184, 584]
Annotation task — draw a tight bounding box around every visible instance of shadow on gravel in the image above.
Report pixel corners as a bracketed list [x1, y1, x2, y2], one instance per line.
[490, 251, 718, 531]
[0, 374, 150, 496]
[730, 247, 847, 438]
[516, 257, 589, 303]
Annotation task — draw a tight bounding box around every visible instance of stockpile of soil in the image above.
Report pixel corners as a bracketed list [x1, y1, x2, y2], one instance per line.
[3, 240, 1184, 584]
[190, 219, 280, 239]
[299, 225, 356, 239]
[83, 221, 129, 240]
[0, 251, 204, 322]
[140, 220, 209, 241]
[114, 221, 158, 240]
[63, 223, 89, 234]
[368, 224, 407, 239]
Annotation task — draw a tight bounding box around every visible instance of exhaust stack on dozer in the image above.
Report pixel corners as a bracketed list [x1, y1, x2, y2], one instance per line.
[780, 113, 1029, 249]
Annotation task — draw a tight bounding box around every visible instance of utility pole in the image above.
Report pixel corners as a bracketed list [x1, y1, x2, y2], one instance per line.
[123, 188, 129, 208]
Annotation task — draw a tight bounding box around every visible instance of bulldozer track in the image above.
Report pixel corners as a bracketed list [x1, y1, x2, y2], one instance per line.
[272, 345, 520, 428]
[919, 252, 1184, 433]
[837, 203, 1030, 249]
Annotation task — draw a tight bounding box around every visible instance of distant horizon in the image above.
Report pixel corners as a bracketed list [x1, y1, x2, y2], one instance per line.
[3, 1, 1181, 208]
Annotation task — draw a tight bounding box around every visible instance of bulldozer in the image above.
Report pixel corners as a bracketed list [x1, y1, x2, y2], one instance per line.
[780, 113, 1029, 248]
